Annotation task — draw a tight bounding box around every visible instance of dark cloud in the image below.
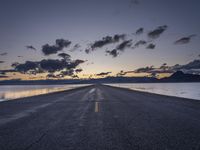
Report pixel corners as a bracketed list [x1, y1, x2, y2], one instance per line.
[42, 44, 61, 55]
[12, 58, 85, 75]
[105, 40, 132, 58]
[134, 40, 147, 47]
[130, 0, 140, 5]
[0, 61, 5, 63]
[96, 72, 112, 76]
[67, 59, 85, 70]
[42, 39, 71, 55]
[85, 49, 90, 54]
[133, 59, 200, 75]
[0, 75, 8, 78]
[146, 43, 156, 49]
[46, 74, 59, 79]
[60, 69, 74, 77]
[106, 49, 119, 57]
[40, 59, 68, 73]
[75, 69, 83, 73]
[55, 39, 71, 49]
[90, 34, 126, 50]
[116, 40, 132, 51]
[174, 35, 196, 45]
[0, 69, 16, 75]
[148, 25, 168, 39]
[116, 70, 127, 76]
[134, 66, 155, 73]
[18, 56, 23, 58]
[26, 45, 36, 51]
[175, 59, 200, 70]
[0, 52, 7, 56]
[14, 61, 39, 73]
[71, 44, 81, 51]
[58, 53, 71, 60]
[135, 28, 144, 35]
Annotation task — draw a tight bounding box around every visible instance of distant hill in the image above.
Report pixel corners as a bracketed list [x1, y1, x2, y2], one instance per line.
[160, 71, 200, 82]
[0, 71, 200, 85]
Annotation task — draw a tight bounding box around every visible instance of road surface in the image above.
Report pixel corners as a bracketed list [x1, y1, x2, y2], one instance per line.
[0, 84, 200, 150]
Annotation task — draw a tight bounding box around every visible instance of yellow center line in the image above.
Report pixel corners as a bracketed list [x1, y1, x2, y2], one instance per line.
[95, 102, 99, 113]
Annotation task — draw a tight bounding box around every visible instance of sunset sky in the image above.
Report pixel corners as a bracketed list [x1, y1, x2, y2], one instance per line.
[0, 0, 199, 80]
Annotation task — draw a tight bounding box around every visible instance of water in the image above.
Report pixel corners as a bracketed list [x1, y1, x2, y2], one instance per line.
[0, 84, 90, 101]
[106, 83, 200, 100]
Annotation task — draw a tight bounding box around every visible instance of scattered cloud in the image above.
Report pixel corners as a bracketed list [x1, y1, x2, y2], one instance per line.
[134, 66, 155, 73]
[130, 0, 140, 5]
[132, 59, 200, 75]
[135, 27, 144, 35]
[106, 49, 119, 57]
[146, 43, 156, 49]
[148, 25, 168, 39]
[12, 58, 85, 76]
[75, 69, 83, 73]
[174, 35, 196, 45]
[0, 75, 8, 78]
[0, 52, 7, 56]
[116, 40, 132, 51]
[134, 40, 147, 48]
[58, 53, 71, 60]
[96, 72, 112, 76]
[89, 34, 126, 51]
[42, 39, 71, 55]
[70, 44, 81, 51]
[26, 45, 37, 51]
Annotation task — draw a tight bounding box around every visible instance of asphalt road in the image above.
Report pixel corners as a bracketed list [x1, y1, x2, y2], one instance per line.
[0, 84, 200, 150]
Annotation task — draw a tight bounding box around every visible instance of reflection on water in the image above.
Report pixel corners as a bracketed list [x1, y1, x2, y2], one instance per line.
[0, 84, 90, 101]
[106, 83, 200, 100]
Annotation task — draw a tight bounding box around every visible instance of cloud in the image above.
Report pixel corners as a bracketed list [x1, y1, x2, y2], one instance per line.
[116, 40, 132, 51]
[67, 59, 85, 70]
[75, 69, 83, 73]
[26, 45, 36, 51]
[60, 69, 74, 77]
[0, 61, 5, 63]
[96, 72, 112, 76]
[116, 70, 127, 76]
[0, 75, 8, 78]
[130, 0, 140, 5]
[0, 52, 8, 56]
[174, 35, 196, 45]
[106, 49, 119, 57]
[42, 39, 71, 55]
[146, 43, 156, 49]
[148, 25, 168, 39]
[14, 61, 39, 73]
[132, 59, 200, 75]
[12, 58, 85, 75]
[90, 34, 126, 50]
[175, 59, 200, 70]
[134, 66, 155, 73]
[135, 27, 144, 35]
[134, 40, 147, 47]
[70, 44, 81, 51]
[105, 40, 132, 58]
[58, 53, 71, 60]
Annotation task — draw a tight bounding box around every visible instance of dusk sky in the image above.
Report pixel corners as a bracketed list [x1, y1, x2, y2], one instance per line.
[0, 0, 200, 80]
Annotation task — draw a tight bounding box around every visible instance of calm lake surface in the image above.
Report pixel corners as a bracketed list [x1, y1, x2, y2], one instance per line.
[106, 83, 200, 100]
[0, 84, 90, 101]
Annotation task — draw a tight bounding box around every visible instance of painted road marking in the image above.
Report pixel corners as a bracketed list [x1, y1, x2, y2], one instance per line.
[89, 88, 95, 94]
[95, 102, 99, 113]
